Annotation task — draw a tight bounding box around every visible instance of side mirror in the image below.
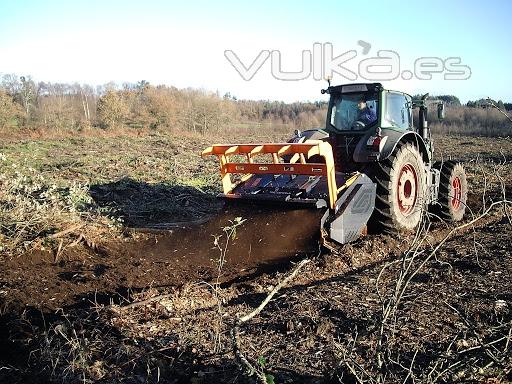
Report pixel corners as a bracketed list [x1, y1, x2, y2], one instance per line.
[437, 103, 445, 120]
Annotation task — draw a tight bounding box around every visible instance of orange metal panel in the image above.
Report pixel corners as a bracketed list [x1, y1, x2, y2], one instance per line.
[202, 141, 339, 209]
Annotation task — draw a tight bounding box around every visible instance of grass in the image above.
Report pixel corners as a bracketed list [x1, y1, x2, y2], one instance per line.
[0, 151, 117, 255]
[429, 106, 512, 137]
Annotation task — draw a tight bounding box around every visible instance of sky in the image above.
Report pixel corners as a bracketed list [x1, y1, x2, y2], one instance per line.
[0, 0, 511, 103]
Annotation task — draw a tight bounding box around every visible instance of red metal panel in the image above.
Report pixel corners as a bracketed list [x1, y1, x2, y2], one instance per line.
[224, 163, 327, 176]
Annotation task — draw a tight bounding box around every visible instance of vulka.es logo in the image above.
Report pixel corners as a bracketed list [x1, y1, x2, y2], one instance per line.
[224, 41, 471, 82]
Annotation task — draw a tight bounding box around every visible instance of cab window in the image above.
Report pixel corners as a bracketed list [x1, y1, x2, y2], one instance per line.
[329, 92, 379, 131]
[384, 92, 411, 130]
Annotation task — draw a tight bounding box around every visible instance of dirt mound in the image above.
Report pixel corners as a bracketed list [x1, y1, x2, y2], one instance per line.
[0, 204, 324, 311]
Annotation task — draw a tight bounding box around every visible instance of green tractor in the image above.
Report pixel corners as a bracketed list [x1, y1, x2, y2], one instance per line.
[203, 83, 468, 245]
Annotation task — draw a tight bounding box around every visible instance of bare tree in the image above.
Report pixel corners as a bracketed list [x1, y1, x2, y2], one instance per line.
[19, 76, 36, 117]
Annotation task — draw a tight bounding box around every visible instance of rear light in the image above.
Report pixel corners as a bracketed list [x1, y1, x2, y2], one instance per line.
[366, 135, 387, 152]
[371, 136, 382, 150]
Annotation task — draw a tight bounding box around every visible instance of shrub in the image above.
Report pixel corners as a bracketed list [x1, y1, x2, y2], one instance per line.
[0, 90, 23, 129]
[97, 91, 129, 129]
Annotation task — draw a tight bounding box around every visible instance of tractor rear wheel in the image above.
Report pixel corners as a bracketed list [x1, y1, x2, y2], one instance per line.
[434, 161, 468, 221]
[369, 142, 427, 233]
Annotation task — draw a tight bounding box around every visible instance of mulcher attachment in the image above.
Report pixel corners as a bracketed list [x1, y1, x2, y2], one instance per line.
[202, 140, 376, 245]
[321, 173, 376, 246]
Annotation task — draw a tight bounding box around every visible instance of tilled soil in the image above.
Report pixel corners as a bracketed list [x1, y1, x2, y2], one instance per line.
[1, 205, 510, 383]
[0, 205, 323, 311]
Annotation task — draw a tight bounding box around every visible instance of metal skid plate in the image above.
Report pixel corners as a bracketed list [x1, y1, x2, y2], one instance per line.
[321, 174, 376, 244]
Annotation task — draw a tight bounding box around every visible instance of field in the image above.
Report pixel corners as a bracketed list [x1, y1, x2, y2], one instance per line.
[0, 131, 511, 383]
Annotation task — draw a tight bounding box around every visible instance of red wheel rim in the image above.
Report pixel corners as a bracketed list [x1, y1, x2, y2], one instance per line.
[452, 176, 462, 210]
[397, 164, 418, 215]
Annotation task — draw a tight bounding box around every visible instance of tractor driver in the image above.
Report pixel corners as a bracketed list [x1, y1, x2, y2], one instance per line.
[356, 97, 377, 127]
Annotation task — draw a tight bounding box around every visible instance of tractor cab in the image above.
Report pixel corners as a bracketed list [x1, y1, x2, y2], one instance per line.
[319, 83, 435, 172]
[324, 83, 413, 134]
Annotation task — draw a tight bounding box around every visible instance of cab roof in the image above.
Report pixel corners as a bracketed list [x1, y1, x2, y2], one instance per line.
[322, 83, 412, 99]
[323, 83, 383, 94]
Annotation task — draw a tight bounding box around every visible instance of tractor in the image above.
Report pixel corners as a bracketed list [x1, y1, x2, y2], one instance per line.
[202, 83, 468, 245]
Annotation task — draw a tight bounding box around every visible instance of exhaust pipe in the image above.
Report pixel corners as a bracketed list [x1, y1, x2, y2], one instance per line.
[417, 93, 429, 141]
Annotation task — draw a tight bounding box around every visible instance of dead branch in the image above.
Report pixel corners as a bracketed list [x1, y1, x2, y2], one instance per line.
[49, 224, 84, 239]
[375, 198, 512, 380]
[231, 258, 310, 383]
[397, 199, 511, 310]
[486, 98, 512, 124]
[115, 293, 172, 311]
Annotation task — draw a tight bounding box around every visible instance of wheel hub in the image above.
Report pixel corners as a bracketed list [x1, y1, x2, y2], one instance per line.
[397, 164, 418, 215]
[452, 176, 462, 210]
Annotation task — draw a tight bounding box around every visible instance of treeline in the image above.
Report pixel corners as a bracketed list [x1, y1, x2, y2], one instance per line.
[0, 75, 327, 133]
[466, 99, 511, 110]
[413, 95, 463, 106]
[0, 75, 510, 136]
[413, 94, 512, 111]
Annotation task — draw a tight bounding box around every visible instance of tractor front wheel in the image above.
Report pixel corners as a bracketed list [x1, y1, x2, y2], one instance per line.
[369, 142, 427, 233]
